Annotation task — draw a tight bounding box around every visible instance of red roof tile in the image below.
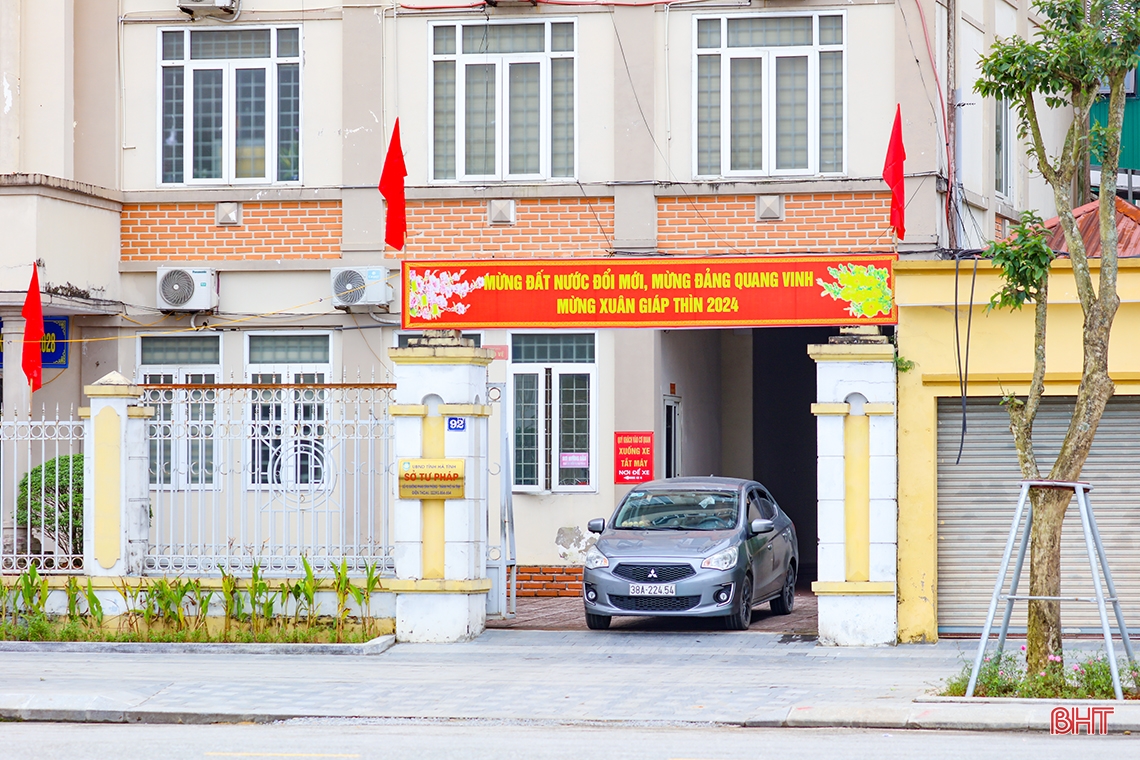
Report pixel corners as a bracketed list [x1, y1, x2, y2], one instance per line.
[1042, 196, 1140, 258]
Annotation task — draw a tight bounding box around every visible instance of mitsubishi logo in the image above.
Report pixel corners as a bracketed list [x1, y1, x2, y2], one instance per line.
[647, 568, 658, 579]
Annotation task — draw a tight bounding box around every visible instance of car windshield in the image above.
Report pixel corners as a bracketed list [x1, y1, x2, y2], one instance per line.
[611, 490, 740, 531]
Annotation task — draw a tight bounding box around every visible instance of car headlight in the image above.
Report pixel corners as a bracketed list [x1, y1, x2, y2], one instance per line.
[701, 545, 739, 571]
[584, 545, 609, 569]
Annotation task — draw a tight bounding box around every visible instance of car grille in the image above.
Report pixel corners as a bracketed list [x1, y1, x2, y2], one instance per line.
[609, 595, 701, 612]
[612, 564, 696, 583]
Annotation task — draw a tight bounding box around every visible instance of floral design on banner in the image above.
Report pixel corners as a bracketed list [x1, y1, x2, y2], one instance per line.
[818, 264, 894, 319]
[407, 269, 486, 321]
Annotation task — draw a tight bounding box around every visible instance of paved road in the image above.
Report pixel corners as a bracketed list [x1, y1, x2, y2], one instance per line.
[0, 630, 967, 724]
[0, 719, 1132, 760]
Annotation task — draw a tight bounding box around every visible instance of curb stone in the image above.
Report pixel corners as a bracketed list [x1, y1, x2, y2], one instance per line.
[4, 699, 1140, 732]
[0, 635, 395, 657]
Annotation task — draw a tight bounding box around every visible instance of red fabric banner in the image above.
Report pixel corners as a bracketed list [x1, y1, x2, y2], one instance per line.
[21, 266, 44, 392]
[401, 255, 897, 329]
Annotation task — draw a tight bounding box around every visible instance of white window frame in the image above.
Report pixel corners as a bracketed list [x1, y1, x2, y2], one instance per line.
[137, 335, 223, 491]
[156, 25, 303, 186]
[428, 19, 579, 183]
[509, 331, 598, 494]
[244, 332, 334, 490]
[692, 12, 847, 180]
[995, 97, 1014, 201]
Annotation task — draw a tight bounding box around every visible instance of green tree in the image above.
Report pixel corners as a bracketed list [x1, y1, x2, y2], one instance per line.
[17, 454, 84, 556]
[975, 0, 1140, 674]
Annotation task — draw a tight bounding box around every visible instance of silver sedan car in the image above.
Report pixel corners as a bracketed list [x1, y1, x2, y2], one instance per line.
[582, 477, 799, 630]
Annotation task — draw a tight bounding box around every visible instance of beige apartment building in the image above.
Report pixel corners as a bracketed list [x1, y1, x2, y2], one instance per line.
[0, 0, 1081, 637]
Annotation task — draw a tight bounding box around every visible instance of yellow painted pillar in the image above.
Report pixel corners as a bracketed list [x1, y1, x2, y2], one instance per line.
[421, 413, 446, 579]
[844, 411, 870, 582]
[93, 406, 122, 569]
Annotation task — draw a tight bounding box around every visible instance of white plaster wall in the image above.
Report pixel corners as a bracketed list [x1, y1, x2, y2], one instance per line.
[817, 594, 897, 646]
[659, 329, 721, 479]
[396, 592, 484, 643]
[816, 361, 896, 406]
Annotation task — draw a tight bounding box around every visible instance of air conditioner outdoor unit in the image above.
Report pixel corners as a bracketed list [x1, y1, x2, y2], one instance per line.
[178, 0, 238, 18]
[156, 267, 218, 312]
[331, 267, 395, 310]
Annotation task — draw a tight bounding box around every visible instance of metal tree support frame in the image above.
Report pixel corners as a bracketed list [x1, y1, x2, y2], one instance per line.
[967, 480, 1137, 700]
[140, 382, 395, 576]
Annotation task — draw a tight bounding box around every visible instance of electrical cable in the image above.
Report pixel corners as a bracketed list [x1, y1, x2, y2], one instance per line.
[952, 251, 979, 465]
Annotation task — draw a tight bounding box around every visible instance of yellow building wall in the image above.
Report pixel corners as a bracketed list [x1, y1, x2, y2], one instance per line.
[895, 259, 1140, 643]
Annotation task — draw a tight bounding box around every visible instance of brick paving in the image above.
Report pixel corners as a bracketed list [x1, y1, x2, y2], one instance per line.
[487, 590, 818, 634]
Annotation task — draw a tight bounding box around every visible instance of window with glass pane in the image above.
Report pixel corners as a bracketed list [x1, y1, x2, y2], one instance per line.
[995, 98, 1010, 196]
[159, 27, 300, 184]
[694, 14, 844, 178]
[558, 374, 590, 486]
[696, 55, 721, 175]
[730, 58, 763, 171]
[139, 356, 219, 489]
[246, 354, 329, 487]
[514, 374, 539, 486]
[511, 334, 595, 490]
[775, 56, 808, 170]
[162, 68, 185, 183]
[433, 61, 457, 179]
[185, 373, 216, 485]
[248, 334, 330, 364]
[819, 51, 843, 172]
[433, 21, 576, 181]
[144, 373, 175, 485]
[278, 63, 300, 181]
[512, 333, 594, 363]
[465, 64, 496, 176]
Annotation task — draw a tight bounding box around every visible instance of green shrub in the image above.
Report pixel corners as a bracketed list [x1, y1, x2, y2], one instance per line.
[17, 454, 84, 553]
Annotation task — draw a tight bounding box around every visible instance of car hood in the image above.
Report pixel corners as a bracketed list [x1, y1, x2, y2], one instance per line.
[596, 530, 737, 559]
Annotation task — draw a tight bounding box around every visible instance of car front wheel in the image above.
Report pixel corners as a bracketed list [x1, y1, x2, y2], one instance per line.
[724, 576, 753, 631]
[585, 612, 611, 630]
[770, 562, 796, 615]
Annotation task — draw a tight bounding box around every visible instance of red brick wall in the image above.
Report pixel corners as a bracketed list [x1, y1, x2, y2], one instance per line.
[402, 198, 615, 258]
[121, 201, 342, 260]
[657, 192, 894, 254]
[516, 565, 583, 597]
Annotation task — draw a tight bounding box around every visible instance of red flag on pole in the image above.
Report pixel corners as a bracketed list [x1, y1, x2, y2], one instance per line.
[883, 104, 907, 241]
[379, 119, 408, 251]
[21, 265, 44, 393]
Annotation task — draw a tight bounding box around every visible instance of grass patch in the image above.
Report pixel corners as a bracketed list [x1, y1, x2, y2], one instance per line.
[943, 648, 1140, 699]
[0, 615, 388, 644]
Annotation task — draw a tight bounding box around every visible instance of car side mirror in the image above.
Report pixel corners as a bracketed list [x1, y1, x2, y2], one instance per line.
[587, 518, 606, 534]
[749, 518, 775, 536]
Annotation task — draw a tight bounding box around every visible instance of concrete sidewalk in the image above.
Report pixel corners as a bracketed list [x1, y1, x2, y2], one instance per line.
[0, 630, 1136, 732]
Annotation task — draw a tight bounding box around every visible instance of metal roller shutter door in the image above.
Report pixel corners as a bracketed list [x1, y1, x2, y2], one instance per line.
[937, 396, 1140, 634]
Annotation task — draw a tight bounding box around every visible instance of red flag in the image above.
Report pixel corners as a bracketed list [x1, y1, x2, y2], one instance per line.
[883, 104, 906, 240]
[379, 119, 408, 251]
[21, 266, 44, 393]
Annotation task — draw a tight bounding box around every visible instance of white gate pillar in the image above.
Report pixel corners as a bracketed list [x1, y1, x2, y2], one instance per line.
[388, 332, 494, 642]
[808, 329, 898, 645]
[81, 371, 153, 576]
